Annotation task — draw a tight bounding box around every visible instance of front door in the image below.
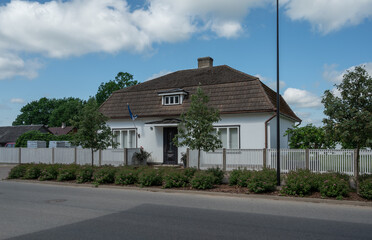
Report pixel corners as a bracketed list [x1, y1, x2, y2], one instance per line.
[163, 127, 178, 164]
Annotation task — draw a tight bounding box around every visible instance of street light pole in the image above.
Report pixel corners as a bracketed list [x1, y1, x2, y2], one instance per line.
[276, 0, 281, 186]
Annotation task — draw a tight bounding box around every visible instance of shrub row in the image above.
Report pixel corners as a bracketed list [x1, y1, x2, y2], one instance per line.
[9, 164, 371, 200]
[8, 164, 224, 190]
[280, 169, 351, 199]
[229, 168, 277, 193]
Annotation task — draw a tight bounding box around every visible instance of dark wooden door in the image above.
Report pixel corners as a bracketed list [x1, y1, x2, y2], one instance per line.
[163, 127, 178, 164]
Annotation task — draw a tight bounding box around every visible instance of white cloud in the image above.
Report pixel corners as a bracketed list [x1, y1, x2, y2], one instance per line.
[0, 0, 269, 79]
[146, 70, 172, 81]
[0, 53, 42, 80]
[323, 62, 372, 84]
[283, 88, 322, 108]
[283, 0, 372, 34]
[10, 98, 25, 104]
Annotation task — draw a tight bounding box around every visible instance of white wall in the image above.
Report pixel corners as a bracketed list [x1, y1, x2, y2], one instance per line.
[107, 113, 297, 163]
[268, 115, 296, 149]
[107, 118, 187, 164]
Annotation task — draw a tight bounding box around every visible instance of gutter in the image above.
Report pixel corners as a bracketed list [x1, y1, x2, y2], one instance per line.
[265, 114, 276, 149]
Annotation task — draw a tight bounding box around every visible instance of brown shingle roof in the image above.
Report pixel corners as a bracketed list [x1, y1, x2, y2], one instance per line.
[48, 126, 76, 136]
[99, 65, 301, 122]
[0, 125, 50, 145]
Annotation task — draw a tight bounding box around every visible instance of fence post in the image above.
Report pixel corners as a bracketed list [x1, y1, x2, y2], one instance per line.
[223, 148, 226, 171]
[263, 148, 267, 168]
[124, 148, 128, 166]
[305, 149, 309, 170]
[99, 150, 102, 166]
[74, 148, 77, 164]
[354, 149, 359, 178]
[18, 148, 22, 164]
[186, 148, 190, 168]
[52, 148, 55, 164]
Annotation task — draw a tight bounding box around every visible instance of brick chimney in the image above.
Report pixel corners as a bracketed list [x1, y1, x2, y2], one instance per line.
[198, 57, 213, 68]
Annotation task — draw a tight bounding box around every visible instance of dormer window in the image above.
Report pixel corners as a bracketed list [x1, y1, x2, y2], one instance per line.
[158, 89, 188, 106]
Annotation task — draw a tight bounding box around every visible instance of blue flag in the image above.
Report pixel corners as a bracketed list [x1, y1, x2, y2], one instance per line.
[127, 103, 137, 120]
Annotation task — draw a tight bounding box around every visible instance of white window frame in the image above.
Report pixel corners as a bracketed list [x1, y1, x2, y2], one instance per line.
[112, 128, 137, 148]
[159, 91, 187, 106]
[214, 126, 240, 149]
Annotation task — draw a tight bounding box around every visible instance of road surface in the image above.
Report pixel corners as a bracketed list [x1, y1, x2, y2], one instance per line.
[0, 180, 371, 239]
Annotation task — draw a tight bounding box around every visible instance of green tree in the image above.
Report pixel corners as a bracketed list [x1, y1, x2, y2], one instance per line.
[285, 124, 335, 149]
[49, 98, 85, 127]
[13, 98, 60, 126]
[71, 98, 117, 165]
[13, 97, 84, 127]
[322, 65, 372, 191]
[96, 72, 138, 106]
[173, 87, 222, 169]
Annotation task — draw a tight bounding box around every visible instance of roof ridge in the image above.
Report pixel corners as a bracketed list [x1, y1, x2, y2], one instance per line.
[258, 81, 276, 110]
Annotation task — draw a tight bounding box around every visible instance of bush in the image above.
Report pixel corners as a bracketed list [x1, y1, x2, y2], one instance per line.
[318, 175, 349, 199]
[206, 167, 224, 185]
[57, 164, 78, 181]
[93, 166, 117, 184]
[163, 170, 189, 188]
[8, 164, 29, 179]
[115, 167, 138, 185]
[191, 172, 214, 190]
[247, 168, 277, 193]
[281, 169, 316, 197]
[229, 169, 253, 187]
[23, 164, 42, 179]
[184, 168, 197, 181]
[138, 169, 163, 187]
[359, 178, 372, 200]
[39, 164, 60, 181]
[76, 165, 95, 183]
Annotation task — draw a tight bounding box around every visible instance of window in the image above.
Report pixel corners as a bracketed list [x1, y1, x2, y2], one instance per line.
[214, 126, 239, 149]
[163, 95, 181, 105]
[113, 129, 137, 148]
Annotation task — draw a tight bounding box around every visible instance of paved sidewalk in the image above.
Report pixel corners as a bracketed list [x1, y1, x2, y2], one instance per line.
[0, 164, 14, 180]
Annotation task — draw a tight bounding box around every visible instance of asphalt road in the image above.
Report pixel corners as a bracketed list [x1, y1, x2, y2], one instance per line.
[0, 180, 372, 240]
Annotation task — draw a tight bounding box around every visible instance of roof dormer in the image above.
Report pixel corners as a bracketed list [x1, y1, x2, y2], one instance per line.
[158, 88, 188, 106]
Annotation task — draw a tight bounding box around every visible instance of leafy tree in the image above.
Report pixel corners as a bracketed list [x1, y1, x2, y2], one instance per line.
[49, 98, 85, 127]
[173, 87, 222, 169]
[322, 65, 372, 191]
[285, 124, 335, 149]
[71, 97, 118, 165]
[13, 98, 60, 126]
[322, 66, 372, 149]
[96, 72, 138, 106]
[13, 97, 84, 127]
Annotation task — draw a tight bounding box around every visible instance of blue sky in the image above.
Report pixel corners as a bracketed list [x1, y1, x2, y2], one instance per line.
[1, 0, 371, 126]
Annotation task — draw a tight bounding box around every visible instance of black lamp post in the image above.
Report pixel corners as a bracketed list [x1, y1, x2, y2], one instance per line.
[276, 0, 281, 186]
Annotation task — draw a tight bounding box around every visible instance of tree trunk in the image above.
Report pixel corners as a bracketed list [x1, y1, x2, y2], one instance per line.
[91, 148, 94, 167]
[197, 149, 200, 170]
[356, 147, 360, 195]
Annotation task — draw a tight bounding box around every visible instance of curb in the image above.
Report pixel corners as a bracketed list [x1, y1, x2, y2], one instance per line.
[4, 179, 372, 207]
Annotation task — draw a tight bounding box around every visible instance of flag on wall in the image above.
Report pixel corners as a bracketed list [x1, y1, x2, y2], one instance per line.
[127, 103, 138, 120]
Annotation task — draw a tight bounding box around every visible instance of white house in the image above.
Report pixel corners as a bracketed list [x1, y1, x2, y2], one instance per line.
[100, 57, 301, 164]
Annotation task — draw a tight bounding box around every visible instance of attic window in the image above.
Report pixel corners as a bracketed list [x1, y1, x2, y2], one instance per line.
[158, 89, 188, 106]
[164, 95, 180, 105]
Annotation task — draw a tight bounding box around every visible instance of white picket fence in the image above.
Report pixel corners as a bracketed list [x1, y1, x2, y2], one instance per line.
[0, 148, 140, 166]
[188, 148, 372, 176]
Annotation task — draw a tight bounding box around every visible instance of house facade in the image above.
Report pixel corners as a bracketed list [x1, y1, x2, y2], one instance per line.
[100, 57, 301, 164]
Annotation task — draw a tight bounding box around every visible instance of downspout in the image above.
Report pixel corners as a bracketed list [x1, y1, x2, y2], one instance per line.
[265, 114, 276, 149]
